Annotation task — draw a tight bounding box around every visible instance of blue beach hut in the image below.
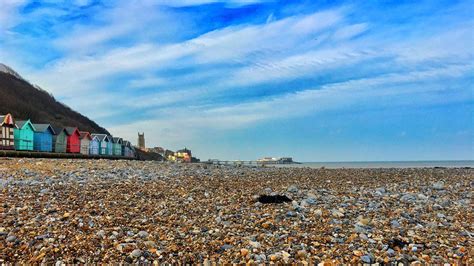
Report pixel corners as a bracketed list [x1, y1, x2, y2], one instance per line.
[33, 124, 55, 152]
[89, 135, 100, 155]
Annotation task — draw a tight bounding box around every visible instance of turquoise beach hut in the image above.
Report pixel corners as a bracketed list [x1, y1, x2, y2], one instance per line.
[14, 120, 36, 151]
[33, 124, 55, 152]
[107, 135, 113, 155]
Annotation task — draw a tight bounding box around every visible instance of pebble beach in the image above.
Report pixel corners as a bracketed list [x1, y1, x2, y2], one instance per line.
[1, 158, 473, 264]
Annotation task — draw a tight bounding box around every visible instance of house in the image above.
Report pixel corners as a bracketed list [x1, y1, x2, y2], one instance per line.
[33, 124, 55, 152]
[89, 135, 100, 155]
[149, 147, 165, 156]
[91, 134, 111, 155]
[79, 131, 92, 155]
[14, 120, 36, 151]
[64, 127, 81, 153]
[0, 113, 16, 150]
[112, 137, 123, 156]
[52, 127, 67, 153]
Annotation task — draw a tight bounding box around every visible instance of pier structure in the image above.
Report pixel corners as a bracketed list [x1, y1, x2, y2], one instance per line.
[205, 159, 279, 167]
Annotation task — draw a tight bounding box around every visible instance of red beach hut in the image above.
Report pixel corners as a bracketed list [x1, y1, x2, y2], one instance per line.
[65, 127, 81, 153]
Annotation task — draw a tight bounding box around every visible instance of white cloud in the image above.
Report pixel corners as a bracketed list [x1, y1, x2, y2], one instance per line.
[332, 23, 368, 40]
[108, 62, 473, 149]
[0, 0, 27, 33]
[153, 0, 272, 7]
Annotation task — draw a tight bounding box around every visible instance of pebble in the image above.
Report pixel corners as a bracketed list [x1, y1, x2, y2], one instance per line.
[287, 185, 298, 193]
[361, 255, 373, 264]
[137, 231, 149, 238]
[0, 158, 471, 264]
[432, 181, 445, 190]
[6, 235, 17, 242]
[130, 249, 142, 258]
[390, 220, 401, 228]
[249, 241, 261, 249]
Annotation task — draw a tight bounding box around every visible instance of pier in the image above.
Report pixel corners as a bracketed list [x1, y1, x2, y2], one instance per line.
[204, 159, 297, 166]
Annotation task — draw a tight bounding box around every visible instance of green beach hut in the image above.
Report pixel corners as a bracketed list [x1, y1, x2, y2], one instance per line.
[52, 127, 67, 153]
[112, 137, 123, 156]
[14, 120, 36, 151]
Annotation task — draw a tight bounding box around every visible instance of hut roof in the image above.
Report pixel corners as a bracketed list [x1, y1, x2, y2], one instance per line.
[16, 120, 36, 131]
[0, 114, 16, 127]
[64, 127, 80, 136]
[91, 134, 110, 142]
[52, 127, 66, 135]
[112, 137, 123, 144]
[79, 131, 92, 140]
[33, 124, 55, 134]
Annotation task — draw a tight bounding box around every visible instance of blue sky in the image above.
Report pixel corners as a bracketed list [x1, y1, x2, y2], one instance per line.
[0, 0, 473, 161]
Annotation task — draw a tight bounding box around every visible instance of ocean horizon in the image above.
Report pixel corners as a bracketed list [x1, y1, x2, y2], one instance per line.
[272, 160, 474, 169]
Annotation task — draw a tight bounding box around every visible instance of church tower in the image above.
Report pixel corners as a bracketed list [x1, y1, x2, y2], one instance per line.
[138, 132, 145, 150]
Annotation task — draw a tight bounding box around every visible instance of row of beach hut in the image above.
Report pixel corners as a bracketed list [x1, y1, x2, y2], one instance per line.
[0, 113, 135, 157]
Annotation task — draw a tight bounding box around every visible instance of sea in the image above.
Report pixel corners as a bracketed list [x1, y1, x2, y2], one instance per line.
[271, 160, 474, 169]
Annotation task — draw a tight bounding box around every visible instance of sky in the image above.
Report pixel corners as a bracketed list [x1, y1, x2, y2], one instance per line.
[0, 0, 473, 161]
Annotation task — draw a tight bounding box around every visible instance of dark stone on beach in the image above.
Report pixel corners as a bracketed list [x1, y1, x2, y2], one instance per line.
[257, 195, 292, 204]
[388, 238, 408, 249]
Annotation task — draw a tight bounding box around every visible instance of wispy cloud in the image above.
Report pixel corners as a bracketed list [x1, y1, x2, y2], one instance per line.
[0, 0, 28, 33]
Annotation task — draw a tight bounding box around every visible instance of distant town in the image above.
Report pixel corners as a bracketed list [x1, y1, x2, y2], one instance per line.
[136, 132, 199, 163]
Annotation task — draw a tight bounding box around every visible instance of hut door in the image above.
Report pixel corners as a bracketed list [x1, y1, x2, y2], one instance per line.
[2, 127, 13, 146]
[1, 127, 13, 146]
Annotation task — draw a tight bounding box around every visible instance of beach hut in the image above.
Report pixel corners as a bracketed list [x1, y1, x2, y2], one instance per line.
[33, 124, 55, 152]
[91, 134, 111, 155]
[14, 120, 36, 151]
[52, 127, 67, 153]
[65, 127, 81, 153]
[79, 131, 92, 155]
[112, 137, 123, 156]
[0, 113, 16, 150]
[89, 135, 100, 155]
[107, 135, 113, 156]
